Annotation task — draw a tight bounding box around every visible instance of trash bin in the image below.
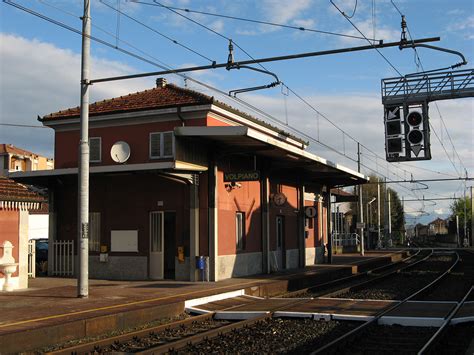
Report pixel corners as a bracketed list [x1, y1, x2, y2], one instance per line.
[196, 256, 206, 281]
[196, 256, 205, 270]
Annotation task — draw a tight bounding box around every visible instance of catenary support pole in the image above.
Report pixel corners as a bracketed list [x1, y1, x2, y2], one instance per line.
[470, 186, 473, 247]
[464, 172, 467, 246]
[78, 0, 91, 298]
[357, 143, 365, 255]
[388, 189, 392, 247]
[377, 181, 381, 249]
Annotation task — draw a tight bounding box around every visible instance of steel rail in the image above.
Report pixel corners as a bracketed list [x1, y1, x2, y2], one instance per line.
[322, 249, 433, 298]
[284, 249, 422, 298]
[135, 313, 272, 354]
[311, 250, 460, 354]
[418, 285, 474, 355]
[45, 312, 216, 355]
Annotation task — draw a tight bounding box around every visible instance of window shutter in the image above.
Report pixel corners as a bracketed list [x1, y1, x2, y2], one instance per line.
[90, 138, 101, 162]
[163, 132, 174, 157]
[150, 133, 161, 158]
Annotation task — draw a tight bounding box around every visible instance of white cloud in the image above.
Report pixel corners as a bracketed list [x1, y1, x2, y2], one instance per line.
[339, 19, 399, 44]
[262, 0, 313, 24]
[447, 15, 474, 31]
[0, 33, 152, 157]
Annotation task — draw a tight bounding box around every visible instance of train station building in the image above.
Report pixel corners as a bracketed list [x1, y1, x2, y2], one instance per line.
[12, 79, 368, 282]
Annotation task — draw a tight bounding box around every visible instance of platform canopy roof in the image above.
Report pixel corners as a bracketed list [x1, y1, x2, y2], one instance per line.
[174, 126, 368, 188]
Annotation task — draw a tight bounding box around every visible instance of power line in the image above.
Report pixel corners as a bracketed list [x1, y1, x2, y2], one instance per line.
[131, 0, 378, 42]
[99, 0, 215, 63]
[330, 0, 403, 76]
[0, 123, 49, 129]
[5, 0, 451, 208]
[144, 0, 431, 188]
[341, 0, 358, 19]
[389, 0, 467, 176]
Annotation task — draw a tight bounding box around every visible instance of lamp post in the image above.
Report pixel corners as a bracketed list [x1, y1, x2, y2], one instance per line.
[367, 197, 376, 249]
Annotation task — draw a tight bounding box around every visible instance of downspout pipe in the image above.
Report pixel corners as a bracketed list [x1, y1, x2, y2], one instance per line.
[177, 106, 186, 126]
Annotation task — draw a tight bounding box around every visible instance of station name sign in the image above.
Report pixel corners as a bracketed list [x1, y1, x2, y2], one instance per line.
[224, 171, 260, 182]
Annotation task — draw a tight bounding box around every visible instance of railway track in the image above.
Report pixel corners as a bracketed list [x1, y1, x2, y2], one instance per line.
[311, 250, 473, 355]
[42, 249, 473, 354]
[285, 248, 425, 298]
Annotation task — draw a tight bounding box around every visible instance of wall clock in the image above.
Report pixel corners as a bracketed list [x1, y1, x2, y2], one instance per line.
[273, 192, 287, 206]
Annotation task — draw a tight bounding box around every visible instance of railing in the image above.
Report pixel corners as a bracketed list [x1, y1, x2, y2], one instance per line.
[51, 240, 74, 276]
[382, 69, 474, 104]
[27, 240, 35, 278]
[332, 232, 360, 247]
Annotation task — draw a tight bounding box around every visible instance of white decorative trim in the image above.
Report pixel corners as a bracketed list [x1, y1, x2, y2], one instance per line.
[0, 201, 42, 211]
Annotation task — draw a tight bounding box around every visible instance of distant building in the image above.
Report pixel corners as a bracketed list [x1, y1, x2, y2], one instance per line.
[0, 144, 54, 176]
[428, 217, 448, 236]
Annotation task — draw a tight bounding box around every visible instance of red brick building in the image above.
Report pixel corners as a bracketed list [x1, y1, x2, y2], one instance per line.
[0, 177, 44, 290]
[12, 80, 368, 281]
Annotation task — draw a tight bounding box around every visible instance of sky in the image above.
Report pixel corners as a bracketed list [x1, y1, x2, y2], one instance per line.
[0, 0, 473, 225]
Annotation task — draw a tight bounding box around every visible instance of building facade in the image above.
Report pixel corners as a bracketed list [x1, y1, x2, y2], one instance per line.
[0, 177, 44, 290]
[12, 80, 368, 281]
[0, 144, 54, 176]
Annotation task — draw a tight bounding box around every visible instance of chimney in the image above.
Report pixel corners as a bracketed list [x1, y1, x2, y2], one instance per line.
[156, 77, 167, 88]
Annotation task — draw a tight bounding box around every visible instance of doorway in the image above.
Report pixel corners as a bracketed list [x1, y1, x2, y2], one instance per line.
[149, 211, 176, 280]
[164, 212, 176, 279]
[276, 215, 286, 269]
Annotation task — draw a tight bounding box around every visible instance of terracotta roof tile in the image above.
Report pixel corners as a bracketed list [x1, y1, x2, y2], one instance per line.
[0, 177, 45, 203]
[0, 144, 37, 157]
[41, 82, 308, 145]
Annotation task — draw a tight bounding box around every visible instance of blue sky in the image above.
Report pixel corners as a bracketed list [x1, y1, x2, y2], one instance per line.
[1, 0, 473, 224]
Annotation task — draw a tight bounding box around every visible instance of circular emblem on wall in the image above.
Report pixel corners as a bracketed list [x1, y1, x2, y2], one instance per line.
[305, 206, 317, 218]
[273, 192, 287, 206]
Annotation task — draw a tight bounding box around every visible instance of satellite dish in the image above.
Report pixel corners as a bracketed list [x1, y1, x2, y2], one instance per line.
[110, 141, 130, 163]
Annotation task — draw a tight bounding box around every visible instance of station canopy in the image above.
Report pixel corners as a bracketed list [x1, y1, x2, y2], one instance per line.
[174, 126, 368, 188]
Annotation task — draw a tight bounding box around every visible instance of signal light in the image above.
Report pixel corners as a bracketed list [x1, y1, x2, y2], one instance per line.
[407, 111, 422, 126]
[386, 120, 402, 136]
[407, 129, 423, 145]
[387, 137, 403, 153]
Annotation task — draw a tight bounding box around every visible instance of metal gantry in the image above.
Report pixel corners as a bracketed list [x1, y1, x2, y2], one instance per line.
[382, 69, 474, 106]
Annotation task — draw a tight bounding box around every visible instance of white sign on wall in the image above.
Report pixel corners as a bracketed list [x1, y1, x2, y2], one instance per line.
[111, 230, 138, 252]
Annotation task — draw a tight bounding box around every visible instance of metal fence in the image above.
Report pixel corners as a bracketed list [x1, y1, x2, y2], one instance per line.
[332, 232, 360, 247]
[27, 240, 35, 278]
[51, 240, 74, 276]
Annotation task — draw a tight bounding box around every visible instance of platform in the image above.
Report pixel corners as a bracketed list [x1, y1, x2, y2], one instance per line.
[0, 251, 405, 353]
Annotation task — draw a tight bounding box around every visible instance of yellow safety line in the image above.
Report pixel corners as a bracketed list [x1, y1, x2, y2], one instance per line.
[0, 252, 401, 330]
[0, 279, 263, 329]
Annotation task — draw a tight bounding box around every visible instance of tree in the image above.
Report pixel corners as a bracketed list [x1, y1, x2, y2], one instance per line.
[351, 174, 405, 246]
[450, 196, 472, 238]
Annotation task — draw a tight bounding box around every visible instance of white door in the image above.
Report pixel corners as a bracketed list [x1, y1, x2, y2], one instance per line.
[149, 211, 164, 279]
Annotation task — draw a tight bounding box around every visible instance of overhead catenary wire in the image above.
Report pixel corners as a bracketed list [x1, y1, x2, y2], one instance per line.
[99, 0, 215, 63]
[390, 0, 467, 176]
[4, 0, 456, 208]
[131, 0, 379, 42]
[145, 0, 436, 189]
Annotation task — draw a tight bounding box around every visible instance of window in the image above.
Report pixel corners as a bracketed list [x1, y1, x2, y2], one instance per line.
[89, 212, 101, 252]
[89, 137, 102, 162]
[150, 132, 174, 159]
[236, 212, 245, 251]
